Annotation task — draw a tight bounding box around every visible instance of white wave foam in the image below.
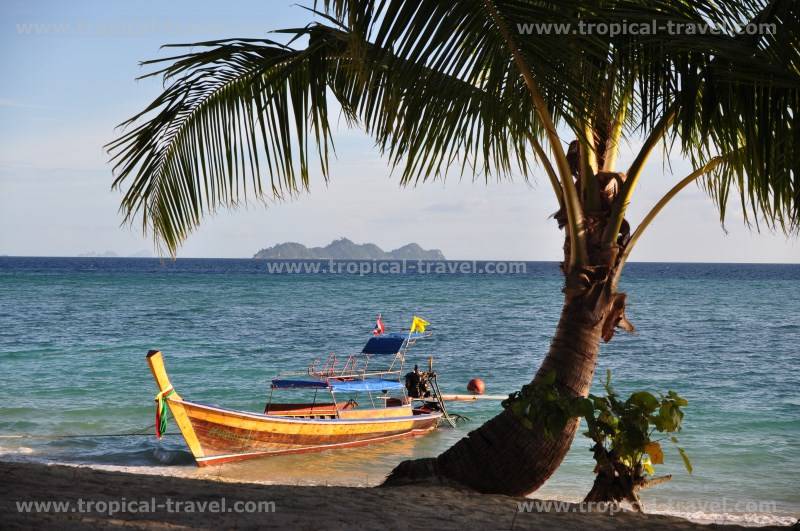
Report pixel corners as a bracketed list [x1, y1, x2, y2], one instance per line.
[649, 508, 798, 527]
[0, 445, 35, 455]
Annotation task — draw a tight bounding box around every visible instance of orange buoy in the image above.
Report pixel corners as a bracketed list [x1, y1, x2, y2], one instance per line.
[467, 378, 485, 395]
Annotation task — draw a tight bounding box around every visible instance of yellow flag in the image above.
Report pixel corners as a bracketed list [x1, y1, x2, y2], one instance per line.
[410, 315, 430, 333]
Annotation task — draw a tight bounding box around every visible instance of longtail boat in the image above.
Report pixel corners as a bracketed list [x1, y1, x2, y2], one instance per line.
[147, 323, 447, 467]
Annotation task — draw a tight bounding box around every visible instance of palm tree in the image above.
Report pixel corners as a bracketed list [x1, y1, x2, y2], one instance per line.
[108, 0, 799, 496]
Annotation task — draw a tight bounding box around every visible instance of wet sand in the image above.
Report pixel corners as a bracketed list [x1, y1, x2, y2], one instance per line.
[1, 461, 795, 530]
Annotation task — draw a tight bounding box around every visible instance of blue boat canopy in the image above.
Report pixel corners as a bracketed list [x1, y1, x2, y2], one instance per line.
[271, 378, 404, 393]
[361, 332, 426, 355]
[362, 334, 406, 355]
[330, 379, 404, 393]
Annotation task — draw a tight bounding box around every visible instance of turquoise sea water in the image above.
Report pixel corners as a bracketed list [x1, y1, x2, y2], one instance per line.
[0, 257, 798, 524]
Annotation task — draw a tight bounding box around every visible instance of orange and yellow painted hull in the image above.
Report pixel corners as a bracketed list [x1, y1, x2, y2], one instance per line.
[146, 350, 442, 466]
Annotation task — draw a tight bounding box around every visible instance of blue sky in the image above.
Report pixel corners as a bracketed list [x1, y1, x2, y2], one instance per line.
[0, 0, 797, 262]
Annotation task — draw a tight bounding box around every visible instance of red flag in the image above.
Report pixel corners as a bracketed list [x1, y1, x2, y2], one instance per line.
[373, 314, 385, 336]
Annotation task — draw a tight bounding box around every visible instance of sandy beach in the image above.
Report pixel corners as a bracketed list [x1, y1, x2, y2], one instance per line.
[0, 461, 794, 530]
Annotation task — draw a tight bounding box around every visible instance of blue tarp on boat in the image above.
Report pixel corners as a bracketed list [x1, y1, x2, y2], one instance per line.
[361, 333, 407, 355]
[271, 378, 404, 393]
[330, 379, 404, 393]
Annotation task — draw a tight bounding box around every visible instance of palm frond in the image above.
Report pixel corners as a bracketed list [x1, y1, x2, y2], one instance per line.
[107, 37, 338, 253]
[676, 0, 800, 233]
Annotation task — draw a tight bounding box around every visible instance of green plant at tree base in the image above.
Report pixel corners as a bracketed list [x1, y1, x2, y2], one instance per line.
[504, 369, 691, 511]
[503, 370, 594, 437]
[582, 370, 691, 510]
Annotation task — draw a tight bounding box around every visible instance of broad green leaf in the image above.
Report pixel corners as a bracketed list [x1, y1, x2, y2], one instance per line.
[629, 391, 659, 412]
[667, 391, 689, 407]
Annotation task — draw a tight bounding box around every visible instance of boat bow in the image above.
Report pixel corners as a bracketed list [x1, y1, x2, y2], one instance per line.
[146, 350, 205, 459]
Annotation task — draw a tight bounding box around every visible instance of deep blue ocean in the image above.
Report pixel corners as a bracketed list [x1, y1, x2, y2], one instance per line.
[1, 257, 798, 524]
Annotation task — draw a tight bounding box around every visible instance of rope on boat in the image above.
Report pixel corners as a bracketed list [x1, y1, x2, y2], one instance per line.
[154, 388, 175, 439]
[447, 413, 470, 424]
[429, 375, 458, 428]
[0, 423, 170, 440]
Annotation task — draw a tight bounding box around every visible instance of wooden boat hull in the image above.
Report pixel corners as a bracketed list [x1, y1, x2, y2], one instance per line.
[178, 399, 440, 466]
[146, 351, 442, 466]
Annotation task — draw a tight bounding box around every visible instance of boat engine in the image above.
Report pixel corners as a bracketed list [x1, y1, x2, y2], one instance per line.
[404, 364, 432, 398]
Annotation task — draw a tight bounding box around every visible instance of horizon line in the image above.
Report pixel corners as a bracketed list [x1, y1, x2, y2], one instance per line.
[1, 255, 798, 265]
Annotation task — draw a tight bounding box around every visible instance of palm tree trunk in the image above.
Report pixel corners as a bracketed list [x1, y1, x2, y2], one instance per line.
[384, 288, 605, 495]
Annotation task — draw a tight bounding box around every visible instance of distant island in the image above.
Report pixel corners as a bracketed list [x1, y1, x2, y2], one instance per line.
[253, 238, 446, 260]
